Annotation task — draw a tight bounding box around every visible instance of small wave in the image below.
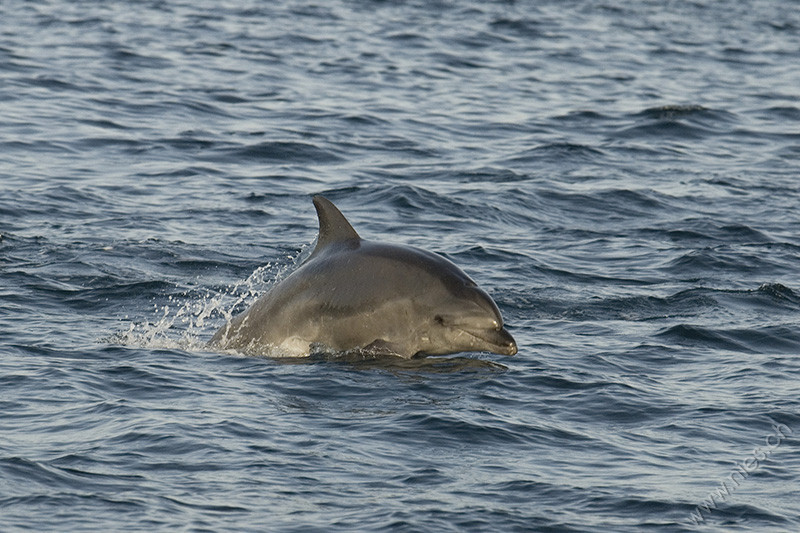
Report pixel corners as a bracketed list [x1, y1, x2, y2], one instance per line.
[457, 167, 528, 183]
[757, 105, 800, 121]
[552, 109, 612, 123]
[383, 412, 530, 447]
[615, 105, 738, 140]
[505, 284, 800, 325]
[615, 120, 712, 141]
[756, 282, 799, 302]
[76, 118, 131, 131]
[106, 47, 173, 70]
[429, 51, 488, 70]
[21, 74, 99, 93]
[661, 246, 784, 277]
[489, 17, 545, 39]
[220, 141, 343, 163]
[656, 324, 754, 353]
[0, 139, 77, 155]
[172, 97, 231, 118]
[635, 104, 712, 120]
[506, 142, 605, 164]
[644, 218, 774, 245]
[656, 323, 800, 354]
[77, 136, 149, 153]
[0, 457, 67, 489]
[535, 186, 667, 222]
[322, 183, 461, 222]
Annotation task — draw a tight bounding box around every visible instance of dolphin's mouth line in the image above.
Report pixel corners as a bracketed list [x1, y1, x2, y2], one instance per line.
[459, 327, 498, 345]
[457, 326, 517, 355]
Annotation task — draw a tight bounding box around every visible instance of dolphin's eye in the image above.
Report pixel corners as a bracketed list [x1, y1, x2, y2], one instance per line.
[434, 314, 445, 326]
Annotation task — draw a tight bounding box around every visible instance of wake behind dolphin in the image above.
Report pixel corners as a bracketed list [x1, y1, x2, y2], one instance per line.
[210, 196, 517, 358]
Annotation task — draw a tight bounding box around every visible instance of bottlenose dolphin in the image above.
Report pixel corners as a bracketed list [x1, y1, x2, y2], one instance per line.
[210, 196, 517, 358]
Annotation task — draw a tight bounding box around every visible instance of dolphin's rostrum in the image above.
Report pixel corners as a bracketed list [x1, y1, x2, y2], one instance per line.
[210, 196, 517, 358]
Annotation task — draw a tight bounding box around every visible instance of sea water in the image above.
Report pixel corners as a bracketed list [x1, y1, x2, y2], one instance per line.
[2, 1, 799, 531]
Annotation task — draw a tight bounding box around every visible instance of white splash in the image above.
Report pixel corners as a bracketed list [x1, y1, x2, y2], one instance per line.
[111, 244, 312, 352]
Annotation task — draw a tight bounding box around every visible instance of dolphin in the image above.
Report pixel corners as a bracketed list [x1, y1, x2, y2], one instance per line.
[210, 195, 517, 358]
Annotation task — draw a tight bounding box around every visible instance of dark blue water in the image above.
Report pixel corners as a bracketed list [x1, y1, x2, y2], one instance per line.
[2, 1, 800, 531]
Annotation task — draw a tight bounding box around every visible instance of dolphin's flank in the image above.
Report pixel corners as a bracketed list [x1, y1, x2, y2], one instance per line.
[210, 195, 517, 358]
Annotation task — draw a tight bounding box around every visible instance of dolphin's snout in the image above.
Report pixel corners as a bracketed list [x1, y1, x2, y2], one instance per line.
[463, 324, 517, 356]
[497, 326, 517, 356]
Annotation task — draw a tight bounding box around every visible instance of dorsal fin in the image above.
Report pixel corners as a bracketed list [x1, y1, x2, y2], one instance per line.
[312, 195, 360, 254]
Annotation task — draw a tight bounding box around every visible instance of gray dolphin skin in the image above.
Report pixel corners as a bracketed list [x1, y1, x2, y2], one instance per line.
[210, 196, 517, 358]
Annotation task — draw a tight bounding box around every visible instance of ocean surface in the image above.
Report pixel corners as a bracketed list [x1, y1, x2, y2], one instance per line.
[2, 1, 799, 531]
